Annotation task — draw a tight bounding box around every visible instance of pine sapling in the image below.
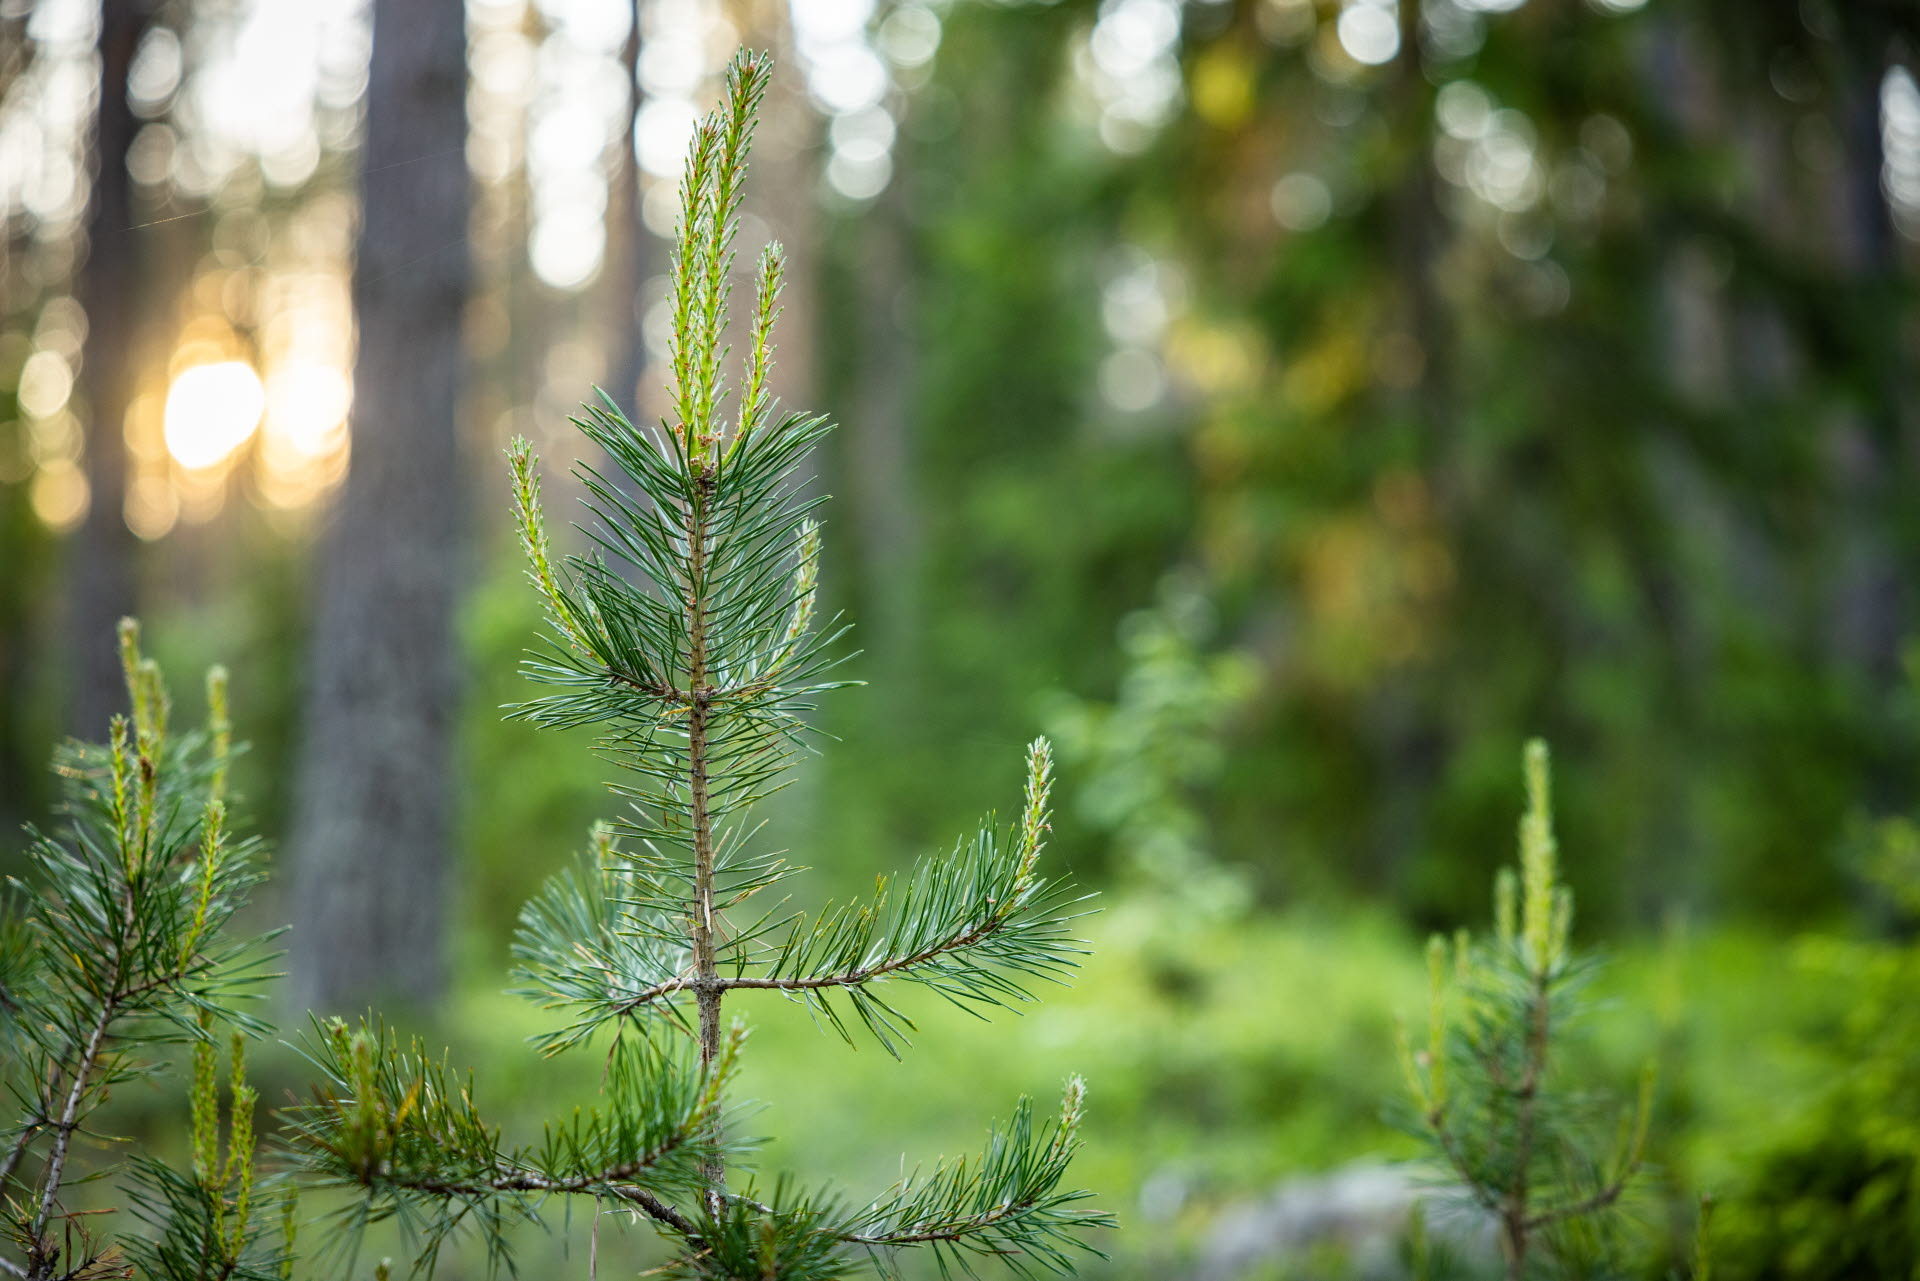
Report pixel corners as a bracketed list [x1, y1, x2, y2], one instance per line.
[0, 622, 288, 1281]
[284, 50, 1109, 1280]
[1399, 741, 1655, 1281]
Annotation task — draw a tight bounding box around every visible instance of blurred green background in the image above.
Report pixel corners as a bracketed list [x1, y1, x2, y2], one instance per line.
[4, 0, 1920, 1274]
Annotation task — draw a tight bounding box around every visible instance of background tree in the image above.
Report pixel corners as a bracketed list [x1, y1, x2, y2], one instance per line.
[288, 0, 472, 1010]
[65, 0, 150, 739]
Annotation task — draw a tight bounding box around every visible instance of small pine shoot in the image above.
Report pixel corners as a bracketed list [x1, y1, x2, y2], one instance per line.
[1398, 740, 1655, 1281]
[286, 50, 1109, 1280]
[124, 1018, 296, 1281]
[1, 623, 288, 1281]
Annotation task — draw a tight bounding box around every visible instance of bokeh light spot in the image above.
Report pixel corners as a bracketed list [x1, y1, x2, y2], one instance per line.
[163, 361, 265, 470]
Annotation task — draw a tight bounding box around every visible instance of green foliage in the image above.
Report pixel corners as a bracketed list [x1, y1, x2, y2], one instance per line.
[280, 1016, 735, 1275]
[1399, 742, 1655, 1280]
[1048, 576, 1257, 917]
[1710, 807, 1920, 1279]
[1, 622, 285, 1280]
[289, 50, 1110, 1280]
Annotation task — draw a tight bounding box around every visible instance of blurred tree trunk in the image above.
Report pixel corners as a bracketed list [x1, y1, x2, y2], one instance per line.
[604, 0, 647, 416]
[1828, 36, 1906, 693]
[846, 175, 922, 681]
[737, 0, 819, 414]
[1362, 0, 1450, 900]
[1, 15, 46, 831]
[0, 491, 48, 836]
[290, 0, 471, 1011]
[66, 0, 148, 737]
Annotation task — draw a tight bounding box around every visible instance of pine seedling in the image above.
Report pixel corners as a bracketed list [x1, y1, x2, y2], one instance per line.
[1, 623, 284, 1281]
[284, 50, 1108, 1280]
[1399, 740, 1655, 1280]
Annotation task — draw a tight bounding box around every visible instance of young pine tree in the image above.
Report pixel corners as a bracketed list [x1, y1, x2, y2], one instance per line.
[1399, 741, 1655, 1281]
[283, 51, 1108, 1280]
[0, 621, 288, 1281]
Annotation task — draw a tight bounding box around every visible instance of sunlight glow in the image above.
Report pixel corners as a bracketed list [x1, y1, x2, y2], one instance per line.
[163, 361, 265, 470]
[264, 360, 351, 458]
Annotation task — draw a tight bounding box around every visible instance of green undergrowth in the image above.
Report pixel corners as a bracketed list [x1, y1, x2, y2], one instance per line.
[81, 908, 1846, 1278]
[395, 910, 1825, 1277]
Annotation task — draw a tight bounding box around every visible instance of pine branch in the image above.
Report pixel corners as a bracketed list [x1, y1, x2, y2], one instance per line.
[280, 1018, 742, 1274]
[845, 1080, 1113, 1278]
[4, 621, 277, 1281]
[508, 821, 721, 1053]
[520, 743, 1090, 1059]
[750, 741, 1089, 1056]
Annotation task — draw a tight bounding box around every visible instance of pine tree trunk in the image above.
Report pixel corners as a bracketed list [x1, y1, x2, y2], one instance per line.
[1364, 0, 1450, 901]
[740, 0, 820, 415]
[846, 175, 922, 680]
[1828, 37, 1905, 694]
[605, 0, 648, 415]
[66, 0, 147, 738]
[289, 0, 470, 1011]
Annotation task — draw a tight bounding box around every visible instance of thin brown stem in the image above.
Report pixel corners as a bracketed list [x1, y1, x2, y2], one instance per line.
[683, 466, 724, 1213]
[1501, 966, 1553, 1281]
[1524, 1173, 1635, 1233]
[402, 1169, 703, 1242]
[25, 843, 143, 1279]
[0, 1117, 43, 1190]
[1423, 1110, 1501, 1217]
[842, 1200, 1034, 1248]
[602, 911, 1014, 1018]
[26, 1000, 114, 1276]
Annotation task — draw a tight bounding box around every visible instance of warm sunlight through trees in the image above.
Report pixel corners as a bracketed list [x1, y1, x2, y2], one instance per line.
[161, 359, 262, 470]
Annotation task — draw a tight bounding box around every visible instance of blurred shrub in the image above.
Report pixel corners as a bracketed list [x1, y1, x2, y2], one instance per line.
[1710, 819, 1920, 1279]
[1047, 574, 1259, 922]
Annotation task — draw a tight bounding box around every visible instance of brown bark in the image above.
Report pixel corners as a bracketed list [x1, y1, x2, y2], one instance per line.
[604, 0, 648, 415]
[736, 0, 820, 414]
[66, 0, 149, 737]
[289, 0, 471, 1011]
[1827, 38, 1906, 691]
[845, 176, 921, 675]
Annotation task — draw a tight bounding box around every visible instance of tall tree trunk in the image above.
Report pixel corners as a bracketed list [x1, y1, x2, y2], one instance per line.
[846, 175, 921, 680]
[2, 18, 48, 829]
[737, 0, 820, 415]
[66, 0, 148, 737]
[604, 0, 647, 416]
[290, 0, 471, 1011]
[1827, 38, 1905, 693]
[1363, 0, 1450, 902]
